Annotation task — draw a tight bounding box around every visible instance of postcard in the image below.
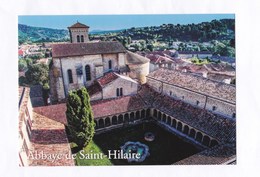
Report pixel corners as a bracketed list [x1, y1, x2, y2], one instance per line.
[18, 14, 236, 166]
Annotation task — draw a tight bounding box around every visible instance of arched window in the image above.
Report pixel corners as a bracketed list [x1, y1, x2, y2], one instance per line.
[177, 122, 183, 132]
[120, 88, 123, 96]
[108, 60, 112, 70]
[85, 65, 91, 81]
[81, 35, 84, 42]
[77, 35, 80, 43]
[112, 116, 117, 125]
[116, 88, 120, 97]
[189, 129, 196, 139]
[67, 69, 73, 83]
[118, 115, 123, 124]
[196, 132, 203, 142]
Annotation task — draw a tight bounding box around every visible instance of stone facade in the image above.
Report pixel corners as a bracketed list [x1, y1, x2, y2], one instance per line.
[102, 74, 138, 100]
[68, 22, 89, 43]
[50, 23, 150, 103]
[128, 62, 149, 84]
[162, 82, 207, 109]
[146, 69, 236, 119]
[19, 87, 33, 166]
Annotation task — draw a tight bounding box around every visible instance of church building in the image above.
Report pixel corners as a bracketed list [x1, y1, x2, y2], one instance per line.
[49, 22, 150, 103]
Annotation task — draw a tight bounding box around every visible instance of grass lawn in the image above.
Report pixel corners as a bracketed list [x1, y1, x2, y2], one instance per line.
[75, 122, 202, 165]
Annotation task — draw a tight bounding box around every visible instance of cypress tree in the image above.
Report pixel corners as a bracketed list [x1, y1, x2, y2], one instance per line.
[66, 87, 95, 148]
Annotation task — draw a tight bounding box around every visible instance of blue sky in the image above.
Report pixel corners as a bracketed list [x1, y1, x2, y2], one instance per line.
[18, 14, 234, 31]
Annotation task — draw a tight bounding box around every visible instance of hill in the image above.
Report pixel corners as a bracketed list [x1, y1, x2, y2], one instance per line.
[18, 24, 70, 44]
[94, 19, 235, 43]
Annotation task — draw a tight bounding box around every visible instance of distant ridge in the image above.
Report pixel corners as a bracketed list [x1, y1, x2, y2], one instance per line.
[18, 24, 70, 44]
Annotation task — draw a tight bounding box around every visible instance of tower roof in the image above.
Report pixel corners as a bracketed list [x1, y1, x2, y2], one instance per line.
[68, 22, 89, 29]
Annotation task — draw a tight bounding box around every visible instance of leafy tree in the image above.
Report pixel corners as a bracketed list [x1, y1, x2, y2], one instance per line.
[66, 87, 95, 149]
[25, 63, 49, 85]
[18, 59, 27, 71]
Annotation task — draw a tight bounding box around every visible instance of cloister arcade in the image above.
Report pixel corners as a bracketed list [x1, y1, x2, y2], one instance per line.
[94, 108, 219, 148]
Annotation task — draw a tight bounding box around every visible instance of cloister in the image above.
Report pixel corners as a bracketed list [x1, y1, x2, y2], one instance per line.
[94, 108, 219, 148]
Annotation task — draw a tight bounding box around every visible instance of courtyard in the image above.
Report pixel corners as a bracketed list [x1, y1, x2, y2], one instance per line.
[75, 122, 203, 165]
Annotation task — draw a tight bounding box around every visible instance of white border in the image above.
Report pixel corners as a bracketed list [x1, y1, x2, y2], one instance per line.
[1, 0, 260, 177]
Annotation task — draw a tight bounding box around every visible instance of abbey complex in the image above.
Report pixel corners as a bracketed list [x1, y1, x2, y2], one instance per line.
[19, 22, 236, 166]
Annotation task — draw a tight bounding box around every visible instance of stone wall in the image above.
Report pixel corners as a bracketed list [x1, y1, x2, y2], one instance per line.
[147, 77, 236, 119]
[128, 62, 149, 84]
[60, 55, 102, 90]
[162, 83, 207, 109]
[146, 77, 163, 93]
[205, 97, 236, 118]
[102, 77, 138, 99]
[70, 28, 89, 43]
[118, 53, 126, 67]
[103, 53, 119, 73]
[90, 92, 102, 101]
[19, 88, 33, 166]
[49, 59, 66, 102]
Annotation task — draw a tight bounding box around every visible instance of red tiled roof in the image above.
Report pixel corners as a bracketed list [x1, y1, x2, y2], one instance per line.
[33, 94, 148, 120]
[18, 49, 23, 56]
[87, 81, 102, 95]
[97, 72, 119, 87]
[29, 112, 74, 166]
[91, 95, 148, 118]
[52, 41, 126, 58]
[68, 22, 89, 28]
[175, 143, 236, 165]
[148, 68, 236, 103]
[138, 84, 236, 142]
[33, 104, 67, 125]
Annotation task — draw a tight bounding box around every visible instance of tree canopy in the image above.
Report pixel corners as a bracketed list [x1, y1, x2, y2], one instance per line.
[25, 63, 49, 85]
[66, 87, 95, 149]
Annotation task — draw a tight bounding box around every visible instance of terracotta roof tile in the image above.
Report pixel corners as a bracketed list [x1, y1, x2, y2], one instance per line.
[28, 111, 74, 166]
[68, 22, 89, 28]
[52, 41, 126, 58]
[87, 81, 102, 95]
[33, 104, 67, 125]
[91, 95, 148, 118]
[138, 84, 236, 142]
[97, 72, 119, 87]
[148, 68, 236, 103]
[175, 143, 236, 165]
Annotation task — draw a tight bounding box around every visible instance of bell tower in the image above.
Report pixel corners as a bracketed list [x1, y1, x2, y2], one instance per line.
[68, 21, 90, 43]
